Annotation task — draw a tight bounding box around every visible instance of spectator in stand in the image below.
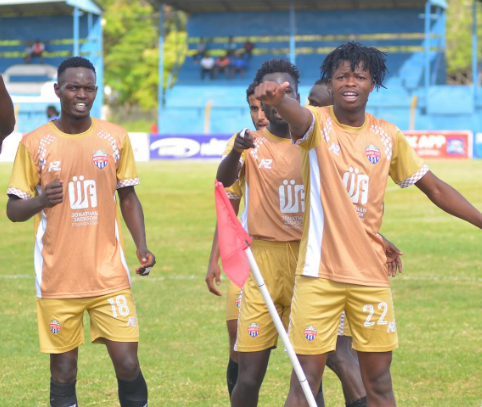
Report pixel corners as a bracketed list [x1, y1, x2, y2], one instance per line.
[216, 53, 231, 79]
[231, 53, 247, 79]
[225, 36, 237, 56]
[46, 105, 60, 121]
[25, 39, 45, 64]
[244, 38, 255, 60]
[200, 53, 216, 80]
[194, 38, 208, 63]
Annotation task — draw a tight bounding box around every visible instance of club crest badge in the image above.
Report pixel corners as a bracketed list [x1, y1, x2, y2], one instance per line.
[248, 322, 260, 338]
[92, 149, 109, 169]
[49, 319, 61, 334]
[304, 325, 317, 341]
[366, 144, 381, 164]
[235, 294, 242, 308]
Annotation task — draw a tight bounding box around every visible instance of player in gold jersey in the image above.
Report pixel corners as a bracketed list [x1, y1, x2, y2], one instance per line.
[6, 57, 155, 407]
[255, 42, 482, 407]
[205, 81, 268, 398]
[0, 73, 16, 150]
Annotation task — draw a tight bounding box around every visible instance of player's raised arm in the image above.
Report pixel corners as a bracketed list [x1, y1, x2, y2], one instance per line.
[216, 129, 254, 187]
[205, 198, 241, 296]
[118, 186, 156, 276]
[415, 171, 482, 229]
[255, 81, 312, 137]
[0, 74, 16, 142]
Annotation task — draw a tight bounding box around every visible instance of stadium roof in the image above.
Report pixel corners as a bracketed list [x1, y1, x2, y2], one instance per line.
[0, 0, 103, 16]
[149, 0, 447, 13]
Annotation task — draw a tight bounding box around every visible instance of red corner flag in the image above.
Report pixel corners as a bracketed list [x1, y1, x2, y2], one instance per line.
[214, 180, 252, 288]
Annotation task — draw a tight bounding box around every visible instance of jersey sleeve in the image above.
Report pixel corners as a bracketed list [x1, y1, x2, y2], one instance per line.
[291, 106, 322, 151]
[7, 142, 39, 199]
[116, 134, 140, 189]
[389, 129, 429, 188]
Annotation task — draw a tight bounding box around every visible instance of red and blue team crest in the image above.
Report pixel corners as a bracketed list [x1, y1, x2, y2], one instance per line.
[235, 294, 242, 308]
[304, 325, 317, 341]
[365, 144, 381, 164]
[49, 319, 61, 334]
[92, 149, 109, 169]
[248, 322, 260, 338]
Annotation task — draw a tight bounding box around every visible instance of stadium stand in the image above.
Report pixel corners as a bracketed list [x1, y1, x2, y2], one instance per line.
[0, 0, 104, 133]
[150, 0, 449, 134]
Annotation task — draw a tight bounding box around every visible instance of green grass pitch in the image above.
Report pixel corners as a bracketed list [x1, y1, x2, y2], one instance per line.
[0, 160, 480, 406]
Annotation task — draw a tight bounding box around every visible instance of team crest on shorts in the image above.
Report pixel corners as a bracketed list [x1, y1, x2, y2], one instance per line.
[365, 144, 381, 164]
[235, 294, 242, 308]
[304, 325, 317, 341]
[49, 320, 61, 334]
[247, 322, 260, 338]
[92, 149, 109, 169]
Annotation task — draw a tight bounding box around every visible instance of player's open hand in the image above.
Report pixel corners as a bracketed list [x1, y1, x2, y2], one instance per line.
[255, 80, 290, 106]
[136, 248, 156, 276]
[42, 179, 63, 208]
[234, 129, 256, 153]
[382, 237, 403, 277]
[205, 260, 222, 296]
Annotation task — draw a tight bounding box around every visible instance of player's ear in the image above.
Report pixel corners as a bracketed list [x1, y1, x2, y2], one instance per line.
[54, 83, 61, 98]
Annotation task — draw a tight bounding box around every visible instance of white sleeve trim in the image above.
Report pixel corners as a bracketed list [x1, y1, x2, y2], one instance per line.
[117, 177, 140, 189]
[7, 187, 31, 200]
[291, 110, 315, 145]
[397, 163, 429, 188]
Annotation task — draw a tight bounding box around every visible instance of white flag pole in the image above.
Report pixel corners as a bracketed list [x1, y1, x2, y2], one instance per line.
[244, 247, 318, 407]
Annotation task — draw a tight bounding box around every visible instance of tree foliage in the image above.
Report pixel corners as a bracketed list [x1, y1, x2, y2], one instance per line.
[97, 0, 186, 110]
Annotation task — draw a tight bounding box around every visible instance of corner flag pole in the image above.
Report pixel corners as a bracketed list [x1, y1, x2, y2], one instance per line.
[243, 247, 318, 407]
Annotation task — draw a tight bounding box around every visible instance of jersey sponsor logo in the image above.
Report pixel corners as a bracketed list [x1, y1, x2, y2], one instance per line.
[342, 167, 369, 205]
[258, 158, 272, 169]
[48, 160, 61, 173]
[127, 317, 137, 327]
[247, 322, 260, 338]
[92, 149, 109, 169]
[387, 321, 397, 334]
[49, 319, 61, 334]
[279, 180, 305, 214]
[366, 144, 381, 164]
[329, 142, 341, 156]
[304, 325, 317, 341]
[235, 294, 242, 308]
[68, 176, 98, 210]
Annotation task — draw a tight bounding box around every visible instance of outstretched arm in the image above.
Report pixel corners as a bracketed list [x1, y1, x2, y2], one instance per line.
[7, 179, 63, 222]
[205, 199, 240, 296]
[415, 171, 482, 229]
[217, 130, 254, 187]
[0, 74, 16, 142]
[255, 81, 312, 137]
[118, 186, 156, 275]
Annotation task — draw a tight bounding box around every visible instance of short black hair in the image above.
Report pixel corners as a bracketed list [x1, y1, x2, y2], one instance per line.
[254, 58, 300, 91]
[58, 57, 96, 80]
[320, 42, 388, 89]
[246, 81, 258, 102]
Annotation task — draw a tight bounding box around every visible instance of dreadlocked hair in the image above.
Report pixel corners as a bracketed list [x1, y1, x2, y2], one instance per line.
[254, 58, 300, 91]
[246, 81, 258, 102]
[320, 42, 388, 90]
[58, 56, 96, 79]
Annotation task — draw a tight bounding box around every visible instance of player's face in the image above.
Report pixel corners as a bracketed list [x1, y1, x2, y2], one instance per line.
[247, 94, 268, 130]
[55, 67, 97, 120]
[308, 84, 334, 108]
[261, 72, 299, 125]
[328, 60, 374, 113]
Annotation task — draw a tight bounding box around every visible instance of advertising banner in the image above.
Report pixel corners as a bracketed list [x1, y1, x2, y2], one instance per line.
[474, 133, 482, 159]
[149, 134, 231, 160]
[404, 131, 472, 159]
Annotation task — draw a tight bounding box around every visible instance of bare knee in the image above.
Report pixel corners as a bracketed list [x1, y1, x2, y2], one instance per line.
[50, 352, 78, 383]
[114, 353, 140, 380]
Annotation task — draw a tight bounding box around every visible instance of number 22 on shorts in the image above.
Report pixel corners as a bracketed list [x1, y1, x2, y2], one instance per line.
[107, 295, 130, 318]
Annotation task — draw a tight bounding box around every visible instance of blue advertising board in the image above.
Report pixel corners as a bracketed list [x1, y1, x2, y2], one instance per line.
[150, 134, 232, 159]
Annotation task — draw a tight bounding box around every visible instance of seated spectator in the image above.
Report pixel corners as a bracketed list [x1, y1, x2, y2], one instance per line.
[244, 38, 255, 60]
[216, 53, 230, 79]
[225, 36, 237, 57]
[231, 54, 247, 79]
[46, 105, 60, 121]
[25, 39, 45, 64]
[194, 38, 207, 63]
[200, 54, 215, 80]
